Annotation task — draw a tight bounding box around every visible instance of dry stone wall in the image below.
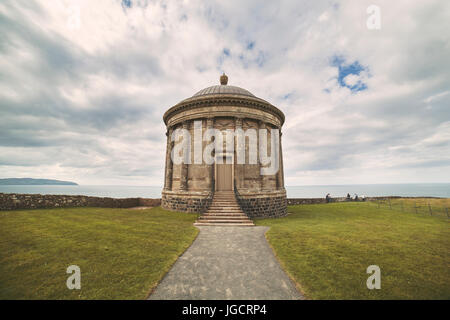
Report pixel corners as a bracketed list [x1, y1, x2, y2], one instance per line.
[0, 193, 160, 210]
[161, 194, 213, 213]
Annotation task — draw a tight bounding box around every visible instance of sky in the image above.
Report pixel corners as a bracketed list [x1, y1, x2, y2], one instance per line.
[0, 0, 449, 186]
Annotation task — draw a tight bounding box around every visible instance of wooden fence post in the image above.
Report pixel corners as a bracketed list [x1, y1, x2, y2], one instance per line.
[446, 207, 449, 218]
[428, 203, 432, 216]
[388, 198, 392, 209]
[414, 202, 417, 214]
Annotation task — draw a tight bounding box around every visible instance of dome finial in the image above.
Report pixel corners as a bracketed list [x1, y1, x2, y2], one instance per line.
[220, 72, 228, 85]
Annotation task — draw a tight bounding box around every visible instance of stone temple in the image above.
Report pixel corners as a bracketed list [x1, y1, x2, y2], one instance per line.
[162, 74, 286, 225]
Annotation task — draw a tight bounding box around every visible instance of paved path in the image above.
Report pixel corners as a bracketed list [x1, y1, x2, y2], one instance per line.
[149, 226, 303, 300]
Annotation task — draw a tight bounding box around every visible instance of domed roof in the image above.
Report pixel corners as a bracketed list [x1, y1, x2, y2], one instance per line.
[193, 85, 255, 98]
[164, 73, 285, 126]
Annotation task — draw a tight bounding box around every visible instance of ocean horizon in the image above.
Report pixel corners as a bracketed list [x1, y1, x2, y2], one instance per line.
[0, 183, 449, 199]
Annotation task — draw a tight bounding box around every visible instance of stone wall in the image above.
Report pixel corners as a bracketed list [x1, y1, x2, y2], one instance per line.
[0, 193, 161, 211]
[286, 197, 355, 205]
[286, 196, 430, 205]
[287, 198, 327, 205]
[3, 192, 430, 213]
[237, 195, 287, 219]
[138, 198, 162, 207]
[235, 190, 287, 219]
[161, 192, 213, 213]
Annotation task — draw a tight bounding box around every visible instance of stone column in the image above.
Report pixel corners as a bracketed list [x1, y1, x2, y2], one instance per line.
[259, 121, 270, 191]
[205, 117, 214, 192]
[164, 126, 174, 191]
[180, 121, 189, 191]
[280, 129, 285, 189]
[235, 117, 244, 190]
[276, 128, 284, 190]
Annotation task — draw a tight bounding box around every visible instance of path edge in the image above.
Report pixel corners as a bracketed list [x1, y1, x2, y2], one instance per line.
[262, 227, 308, 300]
[144, 224, 201, 300]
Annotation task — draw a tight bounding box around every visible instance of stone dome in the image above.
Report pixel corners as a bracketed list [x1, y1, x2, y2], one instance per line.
[163, 74, 284, 127]
[192, 85, 255, 98]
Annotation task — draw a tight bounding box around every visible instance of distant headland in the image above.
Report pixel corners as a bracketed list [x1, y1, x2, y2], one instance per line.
[0, 178, 78, 186]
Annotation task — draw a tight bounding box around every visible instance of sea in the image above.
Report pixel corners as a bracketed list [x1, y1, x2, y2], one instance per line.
[0, 183, 449, 198]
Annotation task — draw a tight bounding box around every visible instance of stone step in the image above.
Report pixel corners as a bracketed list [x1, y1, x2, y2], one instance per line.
[199, 215, 249, 220]
[208, 207, 242, 210]
[196, 220, 253, 224]
[193, 222, 254, 227]
[207, 211, 244, 214]
[195, 191, 253, 227]
[198, 219, 253, 223]
[210, 201, 240, 204]
[204, 213, 245, 216]
[208, 205, 241, 208]
[211, 202, 237, 205]
[195, 219, 254, 224]
[199, 220, 251, 224]
[207, 209, 242, 212]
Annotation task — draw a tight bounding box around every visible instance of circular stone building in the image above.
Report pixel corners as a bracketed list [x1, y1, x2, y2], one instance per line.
[162, 74, 287, 219]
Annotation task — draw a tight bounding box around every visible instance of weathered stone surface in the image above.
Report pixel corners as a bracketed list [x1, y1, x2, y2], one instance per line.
[162, 191, 213, 214]
[161, 76, 287, 217]
[236, 191, 287, 218]
[2, 193, 412, 212]
[148, 226, 302, 300]
[0, 193, 161, 210]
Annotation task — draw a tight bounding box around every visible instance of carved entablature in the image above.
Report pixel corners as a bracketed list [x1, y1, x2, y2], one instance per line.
[214, 118, 235, 130]
[164, 96, 284, 129]
[243, 119, 259, 130]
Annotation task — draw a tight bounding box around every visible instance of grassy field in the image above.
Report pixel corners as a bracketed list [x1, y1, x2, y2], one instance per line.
[370, 197, 450, 218]
[0, 207, 198, 299]
[256, 202, 450, 299]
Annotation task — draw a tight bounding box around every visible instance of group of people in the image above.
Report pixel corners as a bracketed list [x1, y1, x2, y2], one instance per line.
[325, 193, 366, 203]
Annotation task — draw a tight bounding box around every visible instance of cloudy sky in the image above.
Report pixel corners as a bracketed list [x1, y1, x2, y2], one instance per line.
[1, 0, 449, 186]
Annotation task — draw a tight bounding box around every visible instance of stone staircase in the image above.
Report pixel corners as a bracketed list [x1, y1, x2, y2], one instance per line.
[194, 191, 254, 226]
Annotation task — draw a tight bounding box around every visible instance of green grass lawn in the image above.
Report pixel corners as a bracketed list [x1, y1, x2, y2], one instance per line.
[371, 197, 450, 218]
[0, 207, 198, 299]
[256, 202, 450, 300]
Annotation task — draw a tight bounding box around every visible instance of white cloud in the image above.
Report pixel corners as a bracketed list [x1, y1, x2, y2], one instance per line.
[343, 74, 359, 87]
[0, 0, 449, 186]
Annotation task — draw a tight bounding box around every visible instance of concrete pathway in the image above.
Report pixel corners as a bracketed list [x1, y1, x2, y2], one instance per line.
[148, 226, 303, 300]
